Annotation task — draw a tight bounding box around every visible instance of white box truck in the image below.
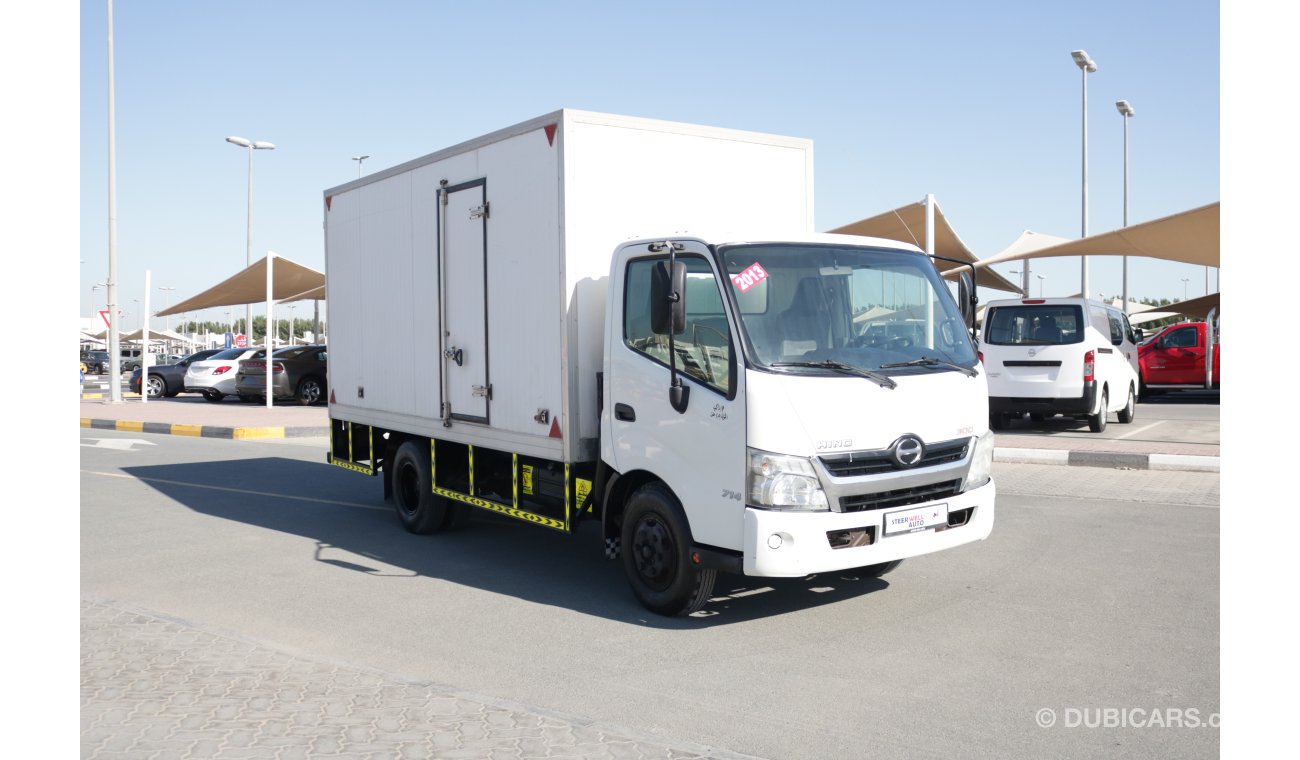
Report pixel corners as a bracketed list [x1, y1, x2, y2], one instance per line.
[324, 109, 996, 615]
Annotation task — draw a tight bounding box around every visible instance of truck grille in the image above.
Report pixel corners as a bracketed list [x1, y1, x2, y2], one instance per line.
[839, 480, 963, 512]
[820, 438, 969, 478]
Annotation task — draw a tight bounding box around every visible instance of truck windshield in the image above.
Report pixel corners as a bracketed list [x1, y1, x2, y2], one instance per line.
[716, 243, 977, 375]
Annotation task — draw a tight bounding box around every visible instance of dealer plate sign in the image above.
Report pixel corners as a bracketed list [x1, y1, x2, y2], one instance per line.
[884, 503, 948, 535]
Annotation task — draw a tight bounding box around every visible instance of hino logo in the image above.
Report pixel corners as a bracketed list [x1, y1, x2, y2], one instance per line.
[891, 435, 926, 467]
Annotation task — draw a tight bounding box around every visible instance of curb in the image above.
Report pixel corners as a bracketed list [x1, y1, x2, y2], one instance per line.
[81, 418, 330, 440]
[995, 447, 1219, 473]
[79, 418, 1220, 472]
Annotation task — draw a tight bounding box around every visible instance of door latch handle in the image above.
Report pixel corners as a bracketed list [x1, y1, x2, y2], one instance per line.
[444, 347, 463, 366]
[614, 403, 636, 422]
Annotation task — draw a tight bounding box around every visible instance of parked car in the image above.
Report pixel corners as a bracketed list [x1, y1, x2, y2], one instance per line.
[1138, 321, 1220, 396]
[129, 348, 227, 398]
[183, 346, 265, 402]
[81, 350, 110, 374]
[235, 345, 328, 405]
[980, 296, 1140, 433]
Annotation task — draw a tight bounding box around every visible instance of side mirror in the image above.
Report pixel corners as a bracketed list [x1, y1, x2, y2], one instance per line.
[650, 260, 687, 335]
[1134, 328, 1145, 343]
[957, 271, 977, 330]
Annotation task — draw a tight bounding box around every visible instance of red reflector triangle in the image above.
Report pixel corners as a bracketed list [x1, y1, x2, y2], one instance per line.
[549, 417, 562, 438]
[544, 123, 557, 146]
[325, 195, 332, 211]
[329, 389, 336, 404]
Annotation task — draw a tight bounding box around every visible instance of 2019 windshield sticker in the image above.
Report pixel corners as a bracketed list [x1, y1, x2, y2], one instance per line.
[731, 263, 768, 293]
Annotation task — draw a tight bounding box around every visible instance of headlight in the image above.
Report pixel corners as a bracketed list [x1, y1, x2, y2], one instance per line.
[747, 449, 829, 511]
[965, 429, 995, 491]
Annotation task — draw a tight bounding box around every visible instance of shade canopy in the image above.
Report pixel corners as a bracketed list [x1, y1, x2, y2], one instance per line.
[977, 202, 1220, 269]
[156, 254, 325, 317]
[89, 327, 195, 344]
[1132, 292, 1221, 320]
[829, 200, 1022, 293]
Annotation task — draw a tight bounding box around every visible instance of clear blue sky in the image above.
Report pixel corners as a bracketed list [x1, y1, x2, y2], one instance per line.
[69, 0, 1220, 327]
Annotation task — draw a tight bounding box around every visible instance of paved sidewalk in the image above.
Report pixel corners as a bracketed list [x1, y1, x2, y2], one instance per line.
[83, 597, 751, 760]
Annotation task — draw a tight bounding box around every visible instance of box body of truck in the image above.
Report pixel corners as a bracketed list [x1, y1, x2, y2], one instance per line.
[324, 109, 813, 464]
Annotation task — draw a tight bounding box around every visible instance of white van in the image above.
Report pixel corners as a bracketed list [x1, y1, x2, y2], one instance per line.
[980, 297, 1140, 432]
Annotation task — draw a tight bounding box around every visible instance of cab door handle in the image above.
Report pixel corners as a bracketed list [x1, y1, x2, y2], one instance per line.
[614, 403, 636, 422]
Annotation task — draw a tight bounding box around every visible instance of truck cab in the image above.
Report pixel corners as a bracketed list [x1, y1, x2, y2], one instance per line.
[601, 233, 996, 614]
[1138, 317, 1221, 394]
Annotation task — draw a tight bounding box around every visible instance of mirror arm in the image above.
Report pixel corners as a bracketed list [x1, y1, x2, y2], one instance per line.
[656, 241, 690, 414]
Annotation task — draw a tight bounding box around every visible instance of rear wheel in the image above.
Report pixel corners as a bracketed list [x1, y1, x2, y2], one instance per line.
[1088, 389, 1109, 432]
[1117, 385, 1136, 424]
[391, 440, 453, 534]
[989, 412, 1013, 431]
[202, 390, 224, 403]
[297, 376, 325, 406]
[621, 482, 715, 616]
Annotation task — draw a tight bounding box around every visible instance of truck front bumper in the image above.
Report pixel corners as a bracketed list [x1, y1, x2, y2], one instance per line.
[742, 480, 995, 577]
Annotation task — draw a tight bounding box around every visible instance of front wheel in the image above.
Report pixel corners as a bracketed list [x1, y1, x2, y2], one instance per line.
[145, 375, 165, 398]
[1088, 389, 1109, 432]
[621, 482, 715, 616]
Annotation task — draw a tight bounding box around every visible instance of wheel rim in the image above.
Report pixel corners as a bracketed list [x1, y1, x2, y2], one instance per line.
[630, 514, 677, 592]
[1126, 389, 1134, 416]
[302, 380, 321, 404]
[396, 460, 421, 517]
[147, 377, 163, 397]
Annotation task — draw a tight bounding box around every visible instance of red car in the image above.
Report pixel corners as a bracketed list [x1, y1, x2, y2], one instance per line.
[1138, 322, 1220, 395]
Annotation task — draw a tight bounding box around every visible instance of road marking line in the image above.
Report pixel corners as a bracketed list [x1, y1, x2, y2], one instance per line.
[82, 470, 388, 511]
[1115, 421, 1163, 440]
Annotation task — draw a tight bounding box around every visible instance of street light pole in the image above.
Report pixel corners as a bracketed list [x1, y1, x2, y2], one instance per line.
[1116, 100, 1135, 315]
[1072, 50, 1097, 300]
[158, 285, 175, 332]
[1037, 274, 1047, 297]
[227, 135, 275, 345]
[352, 155, 369, 178]
[1181, 278, 1189, 301]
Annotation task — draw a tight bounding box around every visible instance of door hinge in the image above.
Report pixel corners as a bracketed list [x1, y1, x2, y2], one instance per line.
[472, 384, 493, 400]
[469, 202, 490, 220]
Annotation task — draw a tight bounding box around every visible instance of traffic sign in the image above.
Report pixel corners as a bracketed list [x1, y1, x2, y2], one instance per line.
[99, 310, 111, 327]
[234, 333, 248, 348]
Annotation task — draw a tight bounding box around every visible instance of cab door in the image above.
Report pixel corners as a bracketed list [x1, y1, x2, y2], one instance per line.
[439, 179, 490, 423]
[605, 243, 747, 550]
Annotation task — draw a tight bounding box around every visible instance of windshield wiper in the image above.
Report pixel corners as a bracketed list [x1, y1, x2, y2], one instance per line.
[879, 357, 979, 377]
[770, 360, 897, 389]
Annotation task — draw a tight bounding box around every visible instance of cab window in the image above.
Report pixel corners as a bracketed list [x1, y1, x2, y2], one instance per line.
[624, 256, 733, 396]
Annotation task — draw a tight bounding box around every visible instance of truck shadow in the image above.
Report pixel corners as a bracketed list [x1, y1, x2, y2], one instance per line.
[121, 458, 890, 627]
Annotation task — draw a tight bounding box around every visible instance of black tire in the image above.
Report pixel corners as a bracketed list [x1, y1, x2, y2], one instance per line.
[145, 375, 165, 398]
[202, 390, 224, 403]
[989, 412, 1011, 431]
[1029, 412, 1047, 423]
[1088, 389, 1108, 433]
[297, 376, 326, 406]
[858, 559, 903, 578]
[1117, 385, 1136, 424]
[621, 482, 715, 616]
[391, 440, 453, 534]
